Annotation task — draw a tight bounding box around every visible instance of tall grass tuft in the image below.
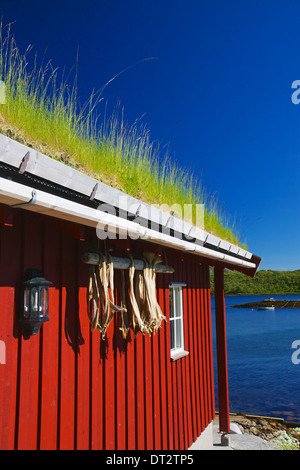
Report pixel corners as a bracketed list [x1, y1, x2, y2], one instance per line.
[0, 23, 244, 247]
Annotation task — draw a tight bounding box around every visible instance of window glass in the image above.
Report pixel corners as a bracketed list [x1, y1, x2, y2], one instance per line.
[170, 317, 175, 348]
[169, 289, 175, 319]
[169, 285, 185, 352]
[175, 319, 182, 349]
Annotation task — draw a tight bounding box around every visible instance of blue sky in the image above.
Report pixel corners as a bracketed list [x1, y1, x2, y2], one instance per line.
[1, 0, 300, 270]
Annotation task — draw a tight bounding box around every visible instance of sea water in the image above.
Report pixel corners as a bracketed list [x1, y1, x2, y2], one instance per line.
[211, 294, 300, 423]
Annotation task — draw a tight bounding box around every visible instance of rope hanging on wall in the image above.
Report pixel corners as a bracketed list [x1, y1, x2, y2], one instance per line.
[87, 251, 170, 339]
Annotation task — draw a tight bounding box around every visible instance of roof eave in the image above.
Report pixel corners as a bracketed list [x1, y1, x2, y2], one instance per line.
[0, 133, 261, 276]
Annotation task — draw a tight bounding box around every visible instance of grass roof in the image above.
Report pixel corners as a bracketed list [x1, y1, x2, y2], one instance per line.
[0, 24, 245, 248]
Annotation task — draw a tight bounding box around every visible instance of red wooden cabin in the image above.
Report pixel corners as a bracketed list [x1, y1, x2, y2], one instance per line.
[0, 134, 260, 450]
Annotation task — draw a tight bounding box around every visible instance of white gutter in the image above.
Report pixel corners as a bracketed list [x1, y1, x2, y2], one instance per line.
[0, 177, 256, 270]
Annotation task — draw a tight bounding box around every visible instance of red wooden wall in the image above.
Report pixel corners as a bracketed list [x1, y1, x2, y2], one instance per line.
[0, 207, 215, 450]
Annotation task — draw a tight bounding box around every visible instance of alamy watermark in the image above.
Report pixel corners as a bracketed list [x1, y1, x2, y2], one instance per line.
[291, 340, 300, 365]
[288, 85, 300, 364]
[0, 80, 6, 104]
[95, 197, 205, 241]
[291, 80, 300, 104]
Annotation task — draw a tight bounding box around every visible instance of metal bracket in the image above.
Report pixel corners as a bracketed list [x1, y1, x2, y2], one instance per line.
[128, 203, 141, 221]
[164, 211, 176, 228]
[164, 215, 171, 228]
[18, 151, 31, 174]
[89, 183, 98, 200]
[11, 190, 37, 209]
[133, 203, 141, 219]
[187, 226, 194, 237]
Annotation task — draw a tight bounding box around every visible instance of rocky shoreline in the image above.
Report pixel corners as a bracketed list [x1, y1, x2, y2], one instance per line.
[226, 413, 300, 448]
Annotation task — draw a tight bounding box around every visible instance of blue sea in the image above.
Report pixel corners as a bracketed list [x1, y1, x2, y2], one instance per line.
[211, 294, 300, 423]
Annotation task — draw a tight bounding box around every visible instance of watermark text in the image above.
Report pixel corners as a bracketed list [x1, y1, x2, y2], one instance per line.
[0, 80, 5, 104]
[291, 340, 300, 365]
[95, 198, 205, 241]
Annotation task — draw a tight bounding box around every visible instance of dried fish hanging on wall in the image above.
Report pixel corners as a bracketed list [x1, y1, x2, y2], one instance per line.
[119, 269, 130, 339]
[129, 252, 166, 336]
[87, 254, 127, 339]
[87, 251, 169, 339]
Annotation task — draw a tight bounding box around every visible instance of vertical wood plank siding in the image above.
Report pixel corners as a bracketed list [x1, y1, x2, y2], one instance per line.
[0, 208, 215, 450]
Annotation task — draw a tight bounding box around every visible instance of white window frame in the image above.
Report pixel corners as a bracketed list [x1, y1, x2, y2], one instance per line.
[169, 283, 189, 361]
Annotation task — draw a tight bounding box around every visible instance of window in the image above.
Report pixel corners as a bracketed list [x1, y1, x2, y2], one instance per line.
[169, 283, 189, 360]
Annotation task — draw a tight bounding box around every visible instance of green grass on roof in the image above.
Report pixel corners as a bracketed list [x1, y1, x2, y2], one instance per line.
[0, 23, 246, 248]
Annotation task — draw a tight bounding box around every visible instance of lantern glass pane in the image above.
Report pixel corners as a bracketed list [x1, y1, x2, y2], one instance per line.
[39, 287, 48, 317]
[23, 287, 30, 319]
[31, 287, 39, 317]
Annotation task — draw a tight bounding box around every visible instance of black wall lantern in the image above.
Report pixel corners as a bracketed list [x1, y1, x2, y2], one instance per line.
[20, 269, 52, 336]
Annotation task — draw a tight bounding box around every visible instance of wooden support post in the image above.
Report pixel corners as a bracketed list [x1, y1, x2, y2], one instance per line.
[214, 266, 230, 434]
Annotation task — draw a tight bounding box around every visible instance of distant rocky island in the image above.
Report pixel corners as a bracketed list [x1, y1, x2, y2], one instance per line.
[210, 269, 300, 296]
[229, 298, 300, 308]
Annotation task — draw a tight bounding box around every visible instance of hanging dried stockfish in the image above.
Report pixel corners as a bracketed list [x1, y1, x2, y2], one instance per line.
[107, 255, 128, 314]
[87, 265, 100, 331]
[119, 270, 130, 339]
[97, 254, 108, 334]
[128, 254, 147, 336]
[134, 270, 145, 319]
[141, 252, 166, 334]
[100, 254, 113, 339]
[87, 251, 166, 339]
[127, 252, 166, 336]
[87, 254, 127, 338]
[86, 257, 107, 334]
[102, 254, 127, 339]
